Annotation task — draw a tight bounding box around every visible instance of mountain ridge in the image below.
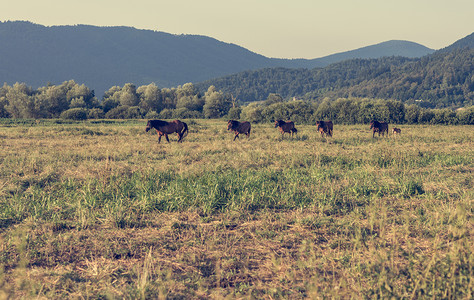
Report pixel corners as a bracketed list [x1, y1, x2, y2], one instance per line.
[1, 21, 435, 96]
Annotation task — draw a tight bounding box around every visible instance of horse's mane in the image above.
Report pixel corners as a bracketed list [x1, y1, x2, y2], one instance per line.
[275, 120, 285, 126]
[149, 119, 169, 126]
[228, 120, 240, 128]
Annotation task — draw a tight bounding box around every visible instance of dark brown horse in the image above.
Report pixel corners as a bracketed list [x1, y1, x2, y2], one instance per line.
[316, 120, 333, 137]
[370, 120, 389, 138]
[145, 119, 188, 143]
[227, 120, 251, 141]
[275, 120, 297, 137]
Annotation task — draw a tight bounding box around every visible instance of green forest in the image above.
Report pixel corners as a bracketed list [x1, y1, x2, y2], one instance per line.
[1, 80, 473, 125]
[197, 48, 474, 108]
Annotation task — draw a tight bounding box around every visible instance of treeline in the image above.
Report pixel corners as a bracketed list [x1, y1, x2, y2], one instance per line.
[1, 81, 473, 125]
[197, 48, 474, 108]
[0, 81, 233, 120]
[240, 95, 474, 125]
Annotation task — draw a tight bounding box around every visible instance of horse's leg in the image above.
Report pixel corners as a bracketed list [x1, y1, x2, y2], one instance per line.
[165, 134, 170, 143]
[233, 133, 239, 141]
[177, 132, 182, 142]
[158, 134, 162, 143]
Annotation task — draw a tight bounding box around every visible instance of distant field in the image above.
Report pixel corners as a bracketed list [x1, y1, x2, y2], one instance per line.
[0, 119, 472, 298]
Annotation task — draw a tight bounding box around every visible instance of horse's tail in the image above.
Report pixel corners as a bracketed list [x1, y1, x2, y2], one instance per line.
[181, 122, 188, 138]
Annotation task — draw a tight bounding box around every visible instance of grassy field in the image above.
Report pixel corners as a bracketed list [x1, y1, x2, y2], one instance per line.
[0, 119, 472, 299]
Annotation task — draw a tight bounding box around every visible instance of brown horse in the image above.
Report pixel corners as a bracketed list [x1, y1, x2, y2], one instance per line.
[392, 127, 401, 136]
[370, 120, 389, 138]
[145, 119, 188, 143]
[275, 120, 297, 137]
[316, 120, 333, 137]
[227, 120, 251, 141]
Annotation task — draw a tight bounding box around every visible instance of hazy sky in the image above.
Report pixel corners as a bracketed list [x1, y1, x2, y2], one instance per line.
[2, 0, 473, 58]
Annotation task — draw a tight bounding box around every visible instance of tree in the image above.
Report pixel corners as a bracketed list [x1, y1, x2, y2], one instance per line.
[0, 83, 11, 118]
[35, 84, 69, 118]
[385, 99, 405, 124]
[405, 104, 421, 124]
[4, 83, 36, 118]
[176, 95, 205, 112]
[314, 99, 334, 121]
[66, 82, 97, 108]
[203, 86, 232, 118]
[138, 83, 163, 114]
[264, 93, 284, 106]
[119, 83, 139, 106]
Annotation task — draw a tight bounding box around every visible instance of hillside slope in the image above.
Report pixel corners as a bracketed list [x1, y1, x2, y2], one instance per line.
[197, 46, 474, 108]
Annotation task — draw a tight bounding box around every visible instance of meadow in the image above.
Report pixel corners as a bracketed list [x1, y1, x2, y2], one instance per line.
[0, 119, 472, 299]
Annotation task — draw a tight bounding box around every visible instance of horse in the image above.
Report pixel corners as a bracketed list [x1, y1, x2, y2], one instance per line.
[227, 120, 251, 141]
[392, 127, 401, 136]
[370, 120, 389, 138]
[316, 120, 333, 137]
[274, 120, 297, 137]
[145, 119, 188, 143]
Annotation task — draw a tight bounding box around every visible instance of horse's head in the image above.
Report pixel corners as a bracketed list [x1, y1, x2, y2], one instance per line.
[274, 120, 282, 128]
[369, 120, 376, 129]
[145, 120, 152, 132]
[227, 120, 235, 131]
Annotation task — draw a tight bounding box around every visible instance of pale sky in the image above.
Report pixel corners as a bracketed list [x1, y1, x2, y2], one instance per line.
[2, 0, 473, 58]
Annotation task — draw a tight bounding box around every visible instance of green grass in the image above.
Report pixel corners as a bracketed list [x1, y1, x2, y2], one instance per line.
[0, 120, 473, 298]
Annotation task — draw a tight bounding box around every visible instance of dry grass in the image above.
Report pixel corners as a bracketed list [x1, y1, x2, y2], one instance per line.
[0, 119, 473, 299]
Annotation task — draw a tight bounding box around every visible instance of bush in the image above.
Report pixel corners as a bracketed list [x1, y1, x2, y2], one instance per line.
[145, 111, 160, 119]
[105, 106, 129, 119]
[101, 98, 120, 113]
[456, 106, 474, 125]
[60, 108, 87, 120]
[126, 106, 142, 119]
[227, 107, 242, 120]
[158, 109, 173, 119]
[171, 107, 203, 119]
[418, 109, 435, 124]
[87, 108, 105, 119]
[431, 108, 457, 125]
[405, 104, 420, 124]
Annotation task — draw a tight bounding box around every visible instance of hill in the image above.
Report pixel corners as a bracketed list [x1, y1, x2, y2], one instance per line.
[197, 33, 474, 108]
[305, 40, 434, 68]
[0, 21, 434, 97]
[438, 32, 474, 52]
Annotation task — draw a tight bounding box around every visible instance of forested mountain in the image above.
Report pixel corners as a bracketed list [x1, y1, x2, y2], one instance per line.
[197, 34, 474, 108]
[305, 40, 434, 67]
[439, 32, 474, 52]
[0, 21, 433, 96]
